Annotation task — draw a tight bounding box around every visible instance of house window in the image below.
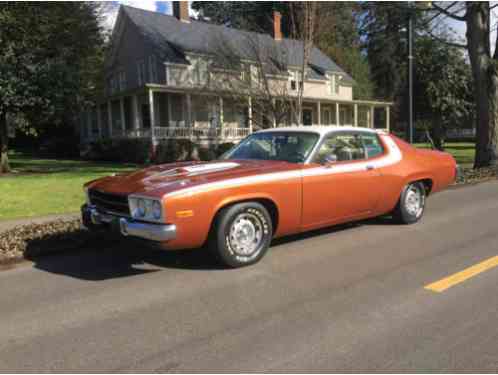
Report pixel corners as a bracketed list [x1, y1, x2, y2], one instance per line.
[149, 55, 157, 82]
[168, 65, 188, 86]
[137, 60, 146, 86]
[119, 71, 126, 91]
[330, 74, 340, 94]
[290, 70, 303, 91]
[192, 59, 208, 86]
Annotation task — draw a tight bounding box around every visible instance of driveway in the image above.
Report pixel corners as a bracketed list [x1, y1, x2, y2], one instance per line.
[1, 181, 497, 372]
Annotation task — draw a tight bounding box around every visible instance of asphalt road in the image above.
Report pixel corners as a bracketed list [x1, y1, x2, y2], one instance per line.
[1, 181, 498, 372]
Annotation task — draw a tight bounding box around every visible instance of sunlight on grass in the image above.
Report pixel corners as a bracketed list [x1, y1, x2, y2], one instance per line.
[0, 153, 137, 220]
[414, 142, 475, 167]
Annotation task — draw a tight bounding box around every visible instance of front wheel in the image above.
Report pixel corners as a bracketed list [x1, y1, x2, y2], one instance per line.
[393, 182, 426, 224]
[209, 202, 273, 268]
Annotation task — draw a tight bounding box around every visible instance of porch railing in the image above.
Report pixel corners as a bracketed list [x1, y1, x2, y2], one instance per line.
[153, 126, 250, 140]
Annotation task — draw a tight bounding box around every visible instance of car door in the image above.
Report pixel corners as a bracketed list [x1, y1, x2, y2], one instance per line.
[301, 131, 384, 229]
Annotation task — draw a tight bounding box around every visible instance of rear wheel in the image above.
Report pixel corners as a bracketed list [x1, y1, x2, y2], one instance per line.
[209, 202, 273, 268]
[393, 182, 426, 224]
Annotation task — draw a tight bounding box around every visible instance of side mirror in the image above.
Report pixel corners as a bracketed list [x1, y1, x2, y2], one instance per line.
[322, 154, 338, 166]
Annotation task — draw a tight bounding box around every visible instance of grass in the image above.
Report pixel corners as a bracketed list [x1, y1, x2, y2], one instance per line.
[0, 152, 138, 221]
[0, 141, 476, 221]
[414, 142, 475, 167]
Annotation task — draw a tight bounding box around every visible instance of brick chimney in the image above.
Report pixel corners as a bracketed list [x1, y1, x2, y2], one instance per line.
[173, 1, 190, 23]
[273, 11, 282, 41]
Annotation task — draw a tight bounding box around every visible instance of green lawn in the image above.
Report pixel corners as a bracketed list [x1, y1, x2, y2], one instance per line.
[0, 142, 476, 221]
[0, 152, 138, 221]
[414, 142, 475, 167]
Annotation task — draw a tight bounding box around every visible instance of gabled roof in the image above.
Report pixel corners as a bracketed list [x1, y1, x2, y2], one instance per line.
[120, 5, 355, 84]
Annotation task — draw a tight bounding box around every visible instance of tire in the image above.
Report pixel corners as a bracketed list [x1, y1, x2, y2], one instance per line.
[392, 182, 426, 224]
[209, 202, 273, 268]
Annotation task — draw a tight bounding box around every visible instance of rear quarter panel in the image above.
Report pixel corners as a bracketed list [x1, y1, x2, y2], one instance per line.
[375, 136, 456, 215]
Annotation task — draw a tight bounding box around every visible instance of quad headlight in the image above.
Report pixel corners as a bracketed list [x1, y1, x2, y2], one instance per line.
[128, 196, 164, 222]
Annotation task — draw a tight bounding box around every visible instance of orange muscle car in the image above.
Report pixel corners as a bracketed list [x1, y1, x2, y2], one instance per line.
[82, 126, 457, 267]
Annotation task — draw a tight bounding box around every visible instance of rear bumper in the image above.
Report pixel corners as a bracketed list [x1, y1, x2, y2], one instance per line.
[81, 204, 176, 242]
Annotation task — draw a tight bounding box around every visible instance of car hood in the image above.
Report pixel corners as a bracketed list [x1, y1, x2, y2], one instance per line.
[86, 159, 302, 198]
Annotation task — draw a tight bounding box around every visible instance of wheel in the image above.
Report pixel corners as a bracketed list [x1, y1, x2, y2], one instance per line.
[393, 182, 426, 224]
[209, 202, 273, 268]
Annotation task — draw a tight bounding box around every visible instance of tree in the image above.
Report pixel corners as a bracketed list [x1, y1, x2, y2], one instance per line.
[289, 2, 318, 125]
[314, 2, 374, 99]
[426, 2, 498, 168]
[0, 3, 105, 173]
[413, 36, 474, 149]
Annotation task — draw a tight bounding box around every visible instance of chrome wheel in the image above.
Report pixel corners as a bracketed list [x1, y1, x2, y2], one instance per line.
[228, 212, 264, 257]
[405, 185, 424, 218]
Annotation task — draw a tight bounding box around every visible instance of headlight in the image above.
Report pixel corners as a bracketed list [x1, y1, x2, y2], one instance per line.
[152, 201, 162, 220]
[129, 196, 164, 222]
[137, 199, 146, 217]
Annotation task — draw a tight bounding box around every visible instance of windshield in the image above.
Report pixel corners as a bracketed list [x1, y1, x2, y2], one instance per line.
[221, 131, 320, 163]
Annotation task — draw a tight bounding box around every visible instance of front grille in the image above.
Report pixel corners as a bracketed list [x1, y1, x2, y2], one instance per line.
[88, 189, 130, 216]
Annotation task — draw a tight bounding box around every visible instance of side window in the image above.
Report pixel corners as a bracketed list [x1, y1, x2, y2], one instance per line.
[361, 133, 384, 159]
[313, 132, 366, 164]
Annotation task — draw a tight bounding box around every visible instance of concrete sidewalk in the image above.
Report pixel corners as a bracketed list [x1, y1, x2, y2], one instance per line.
[0, 213, 79, 234]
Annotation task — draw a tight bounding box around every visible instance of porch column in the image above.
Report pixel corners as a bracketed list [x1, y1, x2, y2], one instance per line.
[317, 101, 321, 125]
[149, 89, 156, 144]
[186, 93, 192, 127]
[354, 104, 358, 127]
[248, 96, 253, 133]
[119, 97, 126, 135]
[107, 101, 113, 138]
[335, 102, 340, 126]
[370, 105, 375, 128]
[385, 105, 390, 131]
[132, 95, 140, 130]
[96, 105, 102, 138]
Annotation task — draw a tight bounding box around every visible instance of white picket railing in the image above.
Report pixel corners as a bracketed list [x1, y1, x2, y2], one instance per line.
[153, 126, 250, 140]
[83, 126, 250, 143]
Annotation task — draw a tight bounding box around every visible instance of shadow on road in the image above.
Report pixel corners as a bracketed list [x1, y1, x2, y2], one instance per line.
[30, 216, 396, 281]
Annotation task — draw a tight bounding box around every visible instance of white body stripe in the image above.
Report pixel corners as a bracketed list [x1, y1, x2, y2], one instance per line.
[163, 135, 402, 199]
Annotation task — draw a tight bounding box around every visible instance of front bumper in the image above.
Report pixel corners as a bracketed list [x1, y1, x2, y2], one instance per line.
[81, 205, 176, 242]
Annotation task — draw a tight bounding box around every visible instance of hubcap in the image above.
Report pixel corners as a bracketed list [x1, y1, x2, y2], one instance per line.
[228, 213, 264, 257]
[405, 185, 424, 217]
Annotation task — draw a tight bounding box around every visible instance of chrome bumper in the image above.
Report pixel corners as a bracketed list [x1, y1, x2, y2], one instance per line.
[82, 205, 176, 242]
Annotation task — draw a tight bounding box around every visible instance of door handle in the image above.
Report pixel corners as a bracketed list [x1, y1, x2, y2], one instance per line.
[366, 165, 375, 171]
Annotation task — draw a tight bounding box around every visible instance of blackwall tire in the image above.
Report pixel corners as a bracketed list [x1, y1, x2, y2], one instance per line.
[209, 202, 273, 268]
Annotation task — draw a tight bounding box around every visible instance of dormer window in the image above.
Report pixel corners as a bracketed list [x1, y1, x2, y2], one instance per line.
[289, 70, 303, 91]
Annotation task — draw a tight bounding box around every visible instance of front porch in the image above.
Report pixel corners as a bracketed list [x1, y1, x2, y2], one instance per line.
[80, 86, 392, 144]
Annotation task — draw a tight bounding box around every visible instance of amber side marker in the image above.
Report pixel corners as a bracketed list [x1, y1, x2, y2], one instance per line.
[176, 210, 194, 218]
[425, 255, 498, 293]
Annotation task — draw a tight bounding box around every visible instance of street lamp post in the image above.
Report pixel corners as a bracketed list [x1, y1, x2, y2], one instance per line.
[407, 8, 414, 144]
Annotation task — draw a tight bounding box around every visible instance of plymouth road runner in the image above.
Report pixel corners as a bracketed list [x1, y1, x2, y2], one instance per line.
[82, 126, 457, 267]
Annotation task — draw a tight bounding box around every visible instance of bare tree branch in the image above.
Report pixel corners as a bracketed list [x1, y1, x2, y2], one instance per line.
[432, 2, 467, 22]
[425, 28, 468, 49]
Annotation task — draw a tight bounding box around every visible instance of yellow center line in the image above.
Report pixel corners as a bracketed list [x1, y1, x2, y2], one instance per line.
[425, 255, 498, 293]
